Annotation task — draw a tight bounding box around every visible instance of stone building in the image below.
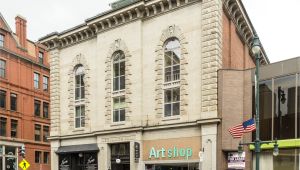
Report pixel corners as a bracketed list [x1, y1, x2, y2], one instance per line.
[39, 0, 269, 169]
[0, 13, 50, 169]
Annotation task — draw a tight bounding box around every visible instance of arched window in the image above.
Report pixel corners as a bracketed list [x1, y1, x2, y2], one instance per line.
[164, 38, 181, 117]
[164, 38, 181, 82]
[74, 65, 85, 128]
[75, 65, 85, 100]
[113, 51, 125, 91]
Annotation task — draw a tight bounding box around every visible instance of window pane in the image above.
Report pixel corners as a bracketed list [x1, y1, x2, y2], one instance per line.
[11, 119, 18, 138]
[35, 151, 41, 163]
[0, 60, 5, 78]
[165, 67, 172, 82]
[258, 80, 272, 141]
[164, 104, 171, 117]
[81, 106, 85, 116]
[120, 61, 125, 76]
[43, 102, 49, 118]
[76, 106, 80, 117]
[113, 110, 119, 122]
[0, 90, 5, 108]
[113, 63, 120, 77]
[75, 75, 80, 86]
[273, 149, 299, 170]
[172, 52, 180, 65]
[81, 75, 85, 86]
[164, 52, 172, 66]
[0, 117, 6, 136]
[165, 39, 180, 51]
[173, 65, 180, 81]
[5, 146, 16, 155]
[34, 100, 41, 117]
[120, 109, 125, 121]
[44, 152, 49, 164]
[120, 76, 125, 90]
[274, 75, 296, 140]
[165, 90, 172, 103]
[81, 86, 85, 99]
[113, 77, 119, 91]
[75, 118, 80, 128]
[173, 88, 180, 102]
[35, 124, 41, 141]
[81, 116, 85, 127]
[173, 102, 180, 116]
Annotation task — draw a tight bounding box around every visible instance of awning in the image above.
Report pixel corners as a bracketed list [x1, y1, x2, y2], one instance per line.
[56, 144, 99, 154]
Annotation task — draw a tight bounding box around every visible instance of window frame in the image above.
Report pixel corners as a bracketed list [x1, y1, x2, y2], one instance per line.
[113, 96, 126, 122]
[38, 51, 44, 64]
[164, 88, 180, 117]
[43, 152, 50, 164]
[34, 124, 41, 141]
[43, 102, 49, 118]
[0, 34, 4, 47]
[10, 93, 17, 111]
[43, 76, 49, 92]
[34, 100, 41, 117]
[35, 151, 42, 163]
[34, 72, 40, 89]
[112, 51, 125, 92]
[0, 59, 6, 78]
[0, 117, 7, 136]
[75, 65, 85, 101]
[0, 90, 6, 109]
[75, 105, 85, 128]
[10, 119, 18, 138]
[164, 38, 181, 83]
[43, 125, 49, 142]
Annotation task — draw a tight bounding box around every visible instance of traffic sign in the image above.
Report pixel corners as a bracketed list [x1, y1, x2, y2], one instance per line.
[19, 159, 30, 170]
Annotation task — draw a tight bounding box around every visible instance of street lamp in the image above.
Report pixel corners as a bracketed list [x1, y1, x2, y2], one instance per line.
[238, 34, 279, 170]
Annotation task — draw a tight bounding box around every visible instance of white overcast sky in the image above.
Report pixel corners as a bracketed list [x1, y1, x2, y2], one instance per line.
[1, 0, 300, 63]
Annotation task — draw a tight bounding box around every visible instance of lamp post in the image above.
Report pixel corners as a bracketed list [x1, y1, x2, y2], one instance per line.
[252, 33, 261, 170]
[237, 34, 279, 170]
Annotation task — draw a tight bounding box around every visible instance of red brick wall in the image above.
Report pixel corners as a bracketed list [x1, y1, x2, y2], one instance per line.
[222, 11, 255, 70]
[0, 16, 50, 170]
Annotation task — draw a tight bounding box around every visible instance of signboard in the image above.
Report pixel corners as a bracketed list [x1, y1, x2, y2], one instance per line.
[19, 159, 30, 170]
[227, 152, 245, 169]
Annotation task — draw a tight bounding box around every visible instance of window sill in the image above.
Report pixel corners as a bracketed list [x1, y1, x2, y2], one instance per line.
[111, 121, 126, 126]
[73, 128, 85, 132]
[162, 116, 181, 121]
[163, 81, 180, 89]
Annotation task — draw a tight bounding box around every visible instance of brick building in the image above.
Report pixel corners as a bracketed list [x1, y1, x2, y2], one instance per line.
[0, 13, 50, 170]
[39, 0, 269, 169]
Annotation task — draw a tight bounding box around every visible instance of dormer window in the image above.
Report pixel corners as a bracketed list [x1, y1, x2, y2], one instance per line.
[38, 51, 44, 64]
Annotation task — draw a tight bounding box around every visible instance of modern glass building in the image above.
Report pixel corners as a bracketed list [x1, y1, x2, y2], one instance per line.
[253, 57, 300, 170]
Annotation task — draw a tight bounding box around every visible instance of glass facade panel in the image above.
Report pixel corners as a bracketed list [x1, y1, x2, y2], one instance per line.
[274, 75, 296, 140]
[273, 149, 299, 170]
[297, 74, 300, 138]
[259, 80, 273, 141]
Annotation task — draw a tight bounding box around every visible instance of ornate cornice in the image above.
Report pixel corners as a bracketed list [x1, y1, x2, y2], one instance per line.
[39, 0, 200, 50]
[223, 0, 269, 65]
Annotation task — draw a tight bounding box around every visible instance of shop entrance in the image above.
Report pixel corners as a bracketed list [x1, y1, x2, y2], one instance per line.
[145, 163, 199, 170]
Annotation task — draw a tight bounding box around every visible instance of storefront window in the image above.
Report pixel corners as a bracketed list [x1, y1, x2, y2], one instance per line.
[274, 149, 299, 170]
[259, 80, 273, 140]
[58, 153, 97, 170]
[274, 75, 296, 140]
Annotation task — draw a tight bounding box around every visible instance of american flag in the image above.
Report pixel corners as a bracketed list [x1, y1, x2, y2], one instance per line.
[228, 118, 256, 138]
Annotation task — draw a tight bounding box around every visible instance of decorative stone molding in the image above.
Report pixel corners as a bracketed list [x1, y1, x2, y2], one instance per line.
[104, 39, 132, 124]
[223, 0, 269, 65]
[201, 0, 223, 114]
[49, 49, 61, 137]
[155, 25, 189, 119]
[67, 54, 91, 130]
[40, 0, 201, 50]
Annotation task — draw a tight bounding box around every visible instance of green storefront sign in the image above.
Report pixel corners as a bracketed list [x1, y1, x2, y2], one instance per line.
[149, 147, 193, 160]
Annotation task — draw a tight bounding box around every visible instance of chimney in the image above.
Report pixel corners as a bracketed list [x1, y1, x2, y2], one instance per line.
[15, 15, 27, 49]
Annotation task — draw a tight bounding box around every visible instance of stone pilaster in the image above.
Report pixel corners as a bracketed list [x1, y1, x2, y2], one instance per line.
[49, 49, 61, 137]
[201, 0, 223, 117]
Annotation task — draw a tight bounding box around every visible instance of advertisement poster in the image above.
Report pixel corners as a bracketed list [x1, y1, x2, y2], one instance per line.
[228, 152, 245, 169]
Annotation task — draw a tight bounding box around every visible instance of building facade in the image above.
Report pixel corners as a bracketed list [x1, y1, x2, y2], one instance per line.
[39, 0, 268, 169]
[0, 14, 51, 170]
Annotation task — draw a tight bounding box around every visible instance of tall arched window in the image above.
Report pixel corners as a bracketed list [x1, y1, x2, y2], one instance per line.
[75, 65, 85, 100]
[113, 51, 125, 91]
[164, 38, 181, 117]
[74, 65, 85, 128]
[164, 38, 181, 82]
